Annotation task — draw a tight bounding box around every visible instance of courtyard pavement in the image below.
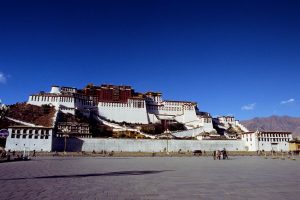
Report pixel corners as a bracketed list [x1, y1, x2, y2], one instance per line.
[0, 156, 299, 200]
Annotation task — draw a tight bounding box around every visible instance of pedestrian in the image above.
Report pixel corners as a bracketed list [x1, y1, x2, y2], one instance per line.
[33, 150, 36, 157]
[213, 150, 216, 160]
[223, 148, 228, 159]
[217, 150, 221, 160]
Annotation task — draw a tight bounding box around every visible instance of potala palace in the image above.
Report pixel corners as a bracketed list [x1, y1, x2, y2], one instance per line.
[28, 85, 213, 130]
[2, 84, 294, 152]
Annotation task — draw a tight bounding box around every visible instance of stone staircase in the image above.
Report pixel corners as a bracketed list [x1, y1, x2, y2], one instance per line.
[170, 127, 205, 138]
[96, 115, 156, 139]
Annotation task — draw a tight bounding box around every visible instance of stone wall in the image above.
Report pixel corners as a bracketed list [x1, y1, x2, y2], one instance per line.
[53, 138, 247, 152]
[5, 128, 53, 152]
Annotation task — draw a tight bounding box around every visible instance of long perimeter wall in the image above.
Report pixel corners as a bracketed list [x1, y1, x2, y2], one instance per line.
[53, 138, 247, 152]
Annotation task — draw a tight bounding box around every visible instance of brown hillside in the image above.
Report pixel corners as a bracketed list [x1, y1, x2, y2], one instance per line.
[0, 118, 19, 129]
[241, 116, 300, 136]
[6, 103, 56, 127]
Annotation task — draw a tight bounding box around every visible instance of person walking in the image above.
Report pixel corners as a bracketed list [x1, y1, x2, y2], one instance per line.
[217, 150, 221, 160]
[222, 148, 228, 159]
[213, 150, 216, 160]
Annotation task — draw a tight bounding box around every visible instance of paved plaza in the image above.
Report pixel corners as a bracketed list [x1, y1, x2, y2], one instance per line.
[0, 156, 299, 200]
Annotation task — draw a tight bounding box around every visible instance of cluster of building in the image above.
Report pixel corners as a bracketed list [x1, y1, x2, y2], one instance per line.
[3, 84, 298, 152]
[28, 84, 214, 130]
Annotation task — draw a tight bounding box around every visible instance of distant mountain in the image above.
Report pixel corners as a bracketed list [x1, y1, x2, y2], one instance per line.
[241, 116, 300, 136]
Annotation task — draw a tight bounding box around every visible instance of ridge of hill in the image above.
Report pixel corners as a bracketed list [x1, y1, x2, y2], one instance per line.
[241, 115, 300, 136]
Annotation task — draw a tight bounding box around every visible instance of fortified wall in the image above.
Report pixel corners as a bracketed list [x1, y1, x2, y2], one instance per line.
[53, 138, 247, 152]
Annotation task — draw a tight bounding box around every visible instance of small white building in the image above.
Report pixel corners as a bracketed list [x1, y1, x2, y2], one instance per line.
[241, 131, 293, 151]
[214, 116, 236, 126]
[5, 126, 54, 152]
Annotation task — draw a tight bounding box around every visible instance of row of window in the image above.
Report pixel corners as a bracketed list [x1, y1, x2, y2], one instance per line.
[202, 118, 212, 123]
[147, 106, 182, 111]
[246, 138, 290, 142]
[31, 95, 95, 106]
[12, 129, 50, 134]
[243, 134, 291, 138]
[56, 134, 92, 138]
[164, 101, 186, 106]
[260, 134, 290, 138]
[259, 138, 290, 142]
[61, 87, 76, 93]
[57, 127, 89, 134]
[147, 105, 194, 111]
[11, 134, 49, 139]
[99, 101, 145, 108]
[74, 98, 94, 106]
[31, 95, 74, 102]
[100, 102, 128, 107]
[220, 118, 235, 122]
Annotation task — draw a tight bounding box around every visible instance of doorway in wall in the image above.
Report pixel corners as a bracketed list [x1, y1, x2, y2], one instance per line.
[271, 143, 278, 151]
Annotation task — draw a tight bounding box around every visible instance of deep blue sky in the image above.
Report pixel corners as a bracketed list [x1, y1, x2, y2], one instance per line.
[0, 0, 299, 120]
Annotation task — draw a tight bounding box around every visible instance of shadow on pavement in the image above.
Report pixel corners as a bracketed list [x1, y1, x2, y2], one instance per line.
[1, 170, 173, 181]
[31, 157, 133, 162]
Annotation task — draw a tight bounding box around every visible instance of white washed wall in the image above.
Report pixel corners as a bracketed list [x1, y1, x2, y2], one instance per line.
[5, 129, 53, 152]
[53, 138, 247, 152]
[98, 103, 149, 124]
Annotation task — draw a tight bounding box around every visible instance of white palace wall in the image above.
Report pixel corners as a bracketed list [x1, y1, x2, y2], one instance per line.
[28, 95, 75, 109]
[28, 94, 95, 115]
[174, 109, 201, 128]
[200, 122, 215, 132]
[98, 100, 149, 124]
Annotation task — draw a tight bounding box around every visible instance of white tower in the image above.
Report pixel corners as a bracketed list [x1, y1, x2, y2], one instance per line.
[50, 86, 61, 94]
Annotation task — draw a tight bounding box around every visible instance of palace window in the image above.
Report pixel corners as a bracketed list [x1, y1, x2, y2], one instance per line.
[22, 134, 26, 139]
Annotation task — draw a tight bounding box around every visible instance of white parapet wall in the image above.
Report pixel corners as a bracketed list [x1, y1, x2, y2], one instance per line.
[53, 138, 247, 152]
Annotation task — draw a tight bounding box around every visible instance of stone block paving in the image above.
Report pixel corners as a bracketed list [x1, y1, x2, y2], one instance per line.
[0, 157, 299, 200]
